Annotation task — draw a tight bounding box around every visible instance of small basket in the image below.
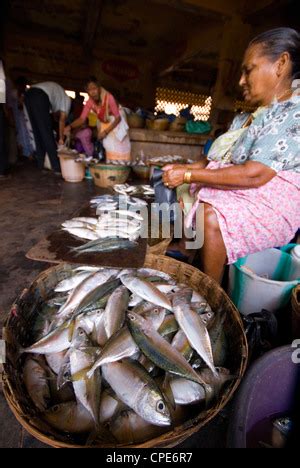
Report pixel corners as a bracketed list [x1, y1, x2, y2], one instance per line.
[90, 164, 131, 188]
[127, 114, 145, 129]
[146, 119, 170, 131]
[3, 255, 248, 448]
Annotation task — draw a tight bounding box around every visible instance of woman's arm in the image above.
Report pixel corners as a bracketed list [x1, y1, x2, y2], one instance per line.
[98, 115, 121, 140]
[163, 161, 276, 190]
[163, 158, 209, 172]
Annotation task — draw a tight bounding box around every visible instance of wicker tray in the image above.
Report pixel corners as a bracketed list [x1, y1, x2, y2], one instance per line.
[3, 255, 248, 448]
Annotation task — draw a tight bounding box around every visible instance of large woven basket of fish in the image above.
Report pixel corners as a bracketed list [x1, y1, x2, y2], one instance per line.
[2, 255, 248, 448]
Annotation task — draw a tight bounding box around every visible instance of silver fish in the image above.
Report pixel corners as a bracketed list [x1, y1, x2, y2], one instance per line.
[70, 328, 102, 426]
[102, 360, 171, 427]
[99, 391, 124, 424]
[104, 286, 130, 339]
[88, 307, 166, 375]
[46, 351, 67, 375]
[120, 275, 173, 312]
[23, 356, 51, 412]
[173, 289, 216, 376]
[23, 320, 73, 355]
[128, 312, 205, 386]
[55, 272, 92, 293]
[43, 402, 95, 434]
[56, 270, 120, 322]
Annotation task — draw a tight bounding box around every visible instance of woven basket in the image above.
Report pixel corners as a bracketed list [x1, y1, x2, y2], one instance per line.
[90, 164, 131, 188]
[3, 255, 248, 448]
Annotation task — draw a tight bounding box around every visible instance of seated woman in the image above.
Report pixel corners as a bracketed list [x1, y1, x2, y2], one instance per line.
[163, 28, 300, 284]
[64, 77, 131, 163]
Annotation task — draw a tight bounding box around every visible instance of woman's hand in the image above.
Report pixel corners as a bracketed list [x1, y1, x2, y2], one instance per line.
[58, 138, 65, 146]
[162, 168, 186, 189]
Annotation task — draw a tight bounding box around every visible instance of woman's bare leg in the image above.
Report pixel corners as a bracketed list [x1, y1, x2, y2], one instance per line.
[199, 203, 227, 284]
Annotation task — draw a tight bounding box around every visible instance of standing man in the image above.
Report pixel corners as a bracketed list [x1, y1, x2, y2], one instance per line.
[25, 82, 71, 173]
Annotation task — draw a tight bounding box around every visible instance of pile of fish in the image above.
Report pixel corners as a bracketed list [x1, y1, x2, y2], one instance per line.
[113, 184, 155, 197]
[21, 266, 233, 445]
[148, 156, 194, 165]
[62, 195, 147, 254]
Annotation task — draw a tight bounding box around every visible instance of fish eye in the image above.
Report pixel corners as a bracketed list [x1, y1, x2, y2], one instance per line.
[154, 308, 159, 314]
[79, 330, 84, 336]
[53, 405, 59, 413]
[157, 401, 165, 413]
[128, 314, 135, 321]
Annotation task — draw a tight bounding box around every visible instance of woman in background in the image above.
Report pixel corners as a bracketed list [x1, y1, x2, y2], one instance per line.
[64, 77, 131, 164]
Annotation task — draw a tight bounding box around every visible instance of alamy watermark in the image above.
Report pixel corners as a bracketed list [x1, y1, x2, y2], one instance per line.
[0, 339, 5, 365]
[116, 199, 205, 250]
[292, 340, 300, 364]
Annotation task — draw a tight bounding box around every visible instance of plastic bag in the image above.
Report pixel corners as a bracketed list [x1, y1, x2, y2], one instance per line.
[185, 121, 212, 134]
[150, 168, 178, 222]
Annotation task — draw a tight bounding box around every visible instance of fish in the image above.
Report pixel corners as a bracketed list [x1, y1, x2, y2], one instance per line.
[127, 312, 205, 386]
[198, 367, 235, 398]
[57, 349, 72, 390]
[23, 320, 74, 355]
[158, 315, 179, 338]
[192, 301, 213, 316]
[120, 276, 173, 312]
[72, 217, 98, 226]
[55, 272, 92, 293]
[70, 328, 102, 426]
[171, 331, 193, 362]
[137, 269, 175, 284]
[129, 294, 143, 308]
[102, 360, 171, 427]
[104, 286, 130, 339]
[74, 266, 101, 273]
[56, 270, 120, 322]
[172, 289, 217, 376]
[45, 351, 67, 375]
[23, 356, 51, 412]
[62, 221, 96, 230]
[87, 307, 166, 375]
[43, 402, 95, 434]
[72, 237, 138, 254]
[169, 377, 212, 406]
[99, 391, 124, 424]
[63, 228, 99, 241]
[209, 313, 228, 367]
[110, 410, 166, 444]
[75, 309, 107, 347]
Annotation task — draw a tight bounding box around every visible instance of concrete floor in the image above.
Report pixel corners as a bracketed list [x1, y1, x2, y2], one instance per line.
[0, 161, 230, 449]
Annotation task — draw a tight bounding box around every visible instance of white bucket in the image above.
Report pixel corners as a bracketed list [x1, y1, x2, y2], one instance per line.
[229, 248, 300, 316]
[58, 153, 85, 183]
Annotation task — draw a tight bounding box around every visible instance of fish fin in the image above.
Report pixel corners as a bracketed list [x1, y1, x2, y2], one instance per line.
[71, 367, 91, 382]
